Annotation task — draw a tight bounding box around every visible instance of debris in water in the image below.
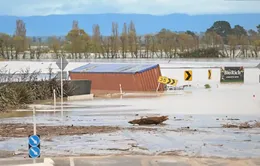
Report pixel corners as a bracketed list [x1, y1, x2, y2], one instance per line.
[128, 116, 169, 125]
[239, 122, 251, 129]
[211, 144, 223, 147]
[243, 140, 251, 142]
[253, 121, 260, 128]
[222, 122, 253, 129]
[222, 124, 238, 128]
[174, 118, 184, 121]
[227, 118, 240, 121]
[43, 137, 53, 142]
[181, 126, 190, 129]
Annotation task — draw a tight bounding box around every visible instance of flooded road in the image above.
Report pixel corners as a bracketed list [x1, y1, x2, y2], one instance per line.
[1, 60, 260, 159]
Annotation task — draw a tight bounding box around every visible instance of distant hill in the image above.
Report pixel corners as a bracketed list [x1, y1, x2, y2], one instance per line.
[0, 13, 259, 36]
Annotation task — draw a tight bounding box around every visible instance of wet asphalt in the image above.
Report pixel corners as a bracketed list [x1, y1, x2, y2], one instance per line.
[1, 156, 260, 166]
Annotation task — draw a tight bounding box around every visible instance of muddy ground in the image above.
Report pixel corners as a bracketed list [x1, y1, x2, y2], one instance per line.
[1, 120, 260, 138]
[0, 123, 201, 138]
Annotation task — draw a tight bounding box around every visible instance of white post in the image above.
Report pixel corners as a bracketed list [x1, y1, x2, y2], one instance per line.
[156, 82, 161, 92]
[119, 84, 122, 94]
[33, 107, 36, 135]
[60, 58, 63, 120]
[33, 106, 36, 164]
[53, 89, 56, 112]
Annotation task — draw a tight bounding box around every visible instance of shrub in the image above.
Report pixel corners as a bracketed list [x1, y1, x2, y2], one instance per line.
[0, 69, 75, 112]
[178, 48, 219, 58]
[204, 84, 211, 89]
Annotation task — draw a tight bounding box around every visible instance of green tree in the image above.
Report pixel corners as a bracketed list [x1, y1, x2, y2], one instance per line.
[185, 30, 196, 37]
[65, 29, 90, 59]
[232, 25, 247, 37]
[207, 21, 232, 43]
[48, 36, 61, 58]
[0, 33, 11, 59]
[13, 36, 25, 59]
[248, 29, 257, 37]
[257, 25, 260, 34]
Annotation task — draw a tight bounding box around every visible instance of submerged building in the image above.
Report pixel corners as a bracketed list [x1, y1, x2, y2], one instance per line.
[69, 63, 164, 93]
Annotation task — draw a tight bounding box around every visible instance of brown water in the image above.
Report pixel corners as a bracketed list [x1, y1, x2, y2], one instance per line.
[0, 60, 260, 158]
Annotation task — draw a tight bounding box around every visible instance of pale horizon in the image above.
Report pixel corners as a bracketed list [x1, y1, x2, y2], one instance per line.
[0, 0, 260, 16]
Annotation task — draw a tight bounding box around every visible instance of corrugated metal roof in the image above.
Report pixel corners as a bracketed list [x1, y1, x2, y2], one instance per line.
[70, 63, 159, 74]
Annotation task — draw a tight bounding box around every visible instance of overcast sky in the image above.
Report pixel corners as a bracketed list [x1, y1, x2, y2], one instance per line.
[0, 0, 260, 16]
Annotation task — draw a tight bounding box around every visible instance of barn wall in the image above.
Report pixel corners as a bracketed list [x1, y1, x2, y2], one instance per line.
[69, 65, 163, 92]
[136, 65, 164, 91]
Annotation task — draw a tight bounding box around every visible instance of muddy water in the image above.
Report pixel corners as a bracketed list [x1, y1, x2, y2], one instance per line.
[0, 111, 32, 119]
[1, 123, 260, 158]
[1, 60, 260, 158]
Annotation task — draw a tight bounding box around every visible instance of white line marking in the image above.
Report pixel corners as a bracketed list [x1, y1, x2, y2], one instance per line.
[70, 157, 75, 166]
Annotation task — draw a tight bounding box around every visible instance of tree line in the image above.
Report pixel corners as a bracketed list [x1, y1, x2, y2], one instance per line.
[0, 19, 260, 59]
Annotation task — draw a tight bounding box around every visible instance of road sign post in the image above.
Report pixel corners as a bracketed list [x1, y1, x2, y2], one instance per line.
[33, 107, 36, 135]
[53, 89, 56, 112]
[56, 57, 68, 120]
[156, 82, 161, 92]
[257, 63, 260, 83]
[60, 58, 63, 119]
[32, 107, 37, 163]
[256, 63, 260, 70]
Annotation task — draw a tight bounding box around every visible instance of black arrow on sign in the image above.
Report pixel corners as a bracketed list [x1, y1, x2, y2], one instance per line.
[170, 79, 175, 85]
[185, 71, 191, 81]
[166, 79, 175, 85]
[166, 79, 171, 84]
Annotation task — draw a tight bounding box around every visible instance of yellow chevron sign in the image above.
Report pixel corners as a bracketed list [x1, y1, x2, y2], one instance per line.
[208, 69, 212, 80]
[184, 70, 192, 81]
[158, 76, 178, 86]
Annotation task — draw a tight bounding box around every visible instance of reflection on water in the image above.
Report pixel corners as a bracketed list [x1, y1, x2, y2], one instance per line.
[0, 111, 32, 119]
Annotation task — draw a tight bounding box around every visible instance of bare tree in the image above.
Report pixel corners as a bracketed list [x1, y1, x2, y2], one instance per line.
[92, 24, 102, 58]
[144, 34, 151, 58]
[238, 35, 249, 58]
[13, 19, 27, 59]
[15, 20, 26, 37]
[72, 20, 79, 30]
[111, 22, 119, 58]
[101, 36, 111, 59]
[227, 35, 239, 58]
[128, 21, 138, 58]
[120, 23, 128, 58]
[248, 29, 260, 58]
[0, 33, 11, 59]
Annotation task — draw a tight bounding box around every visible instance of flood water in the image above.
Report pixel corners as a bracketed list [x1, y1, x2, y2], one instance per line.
[1, 59, 260, 158]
